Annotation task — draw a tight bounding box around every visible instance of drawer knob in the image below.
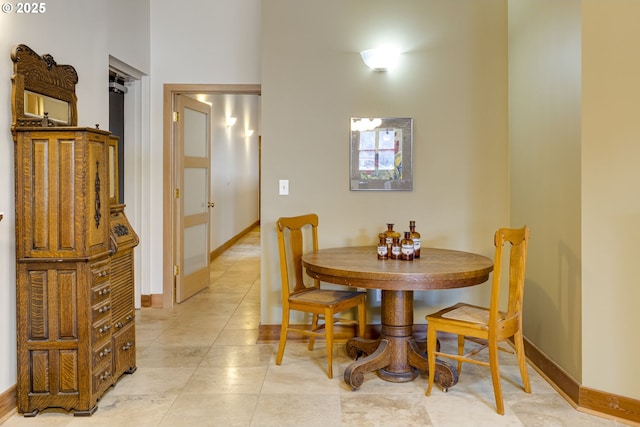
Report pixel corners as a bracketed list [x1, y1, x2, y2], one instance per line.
[98, 324, 112, 334]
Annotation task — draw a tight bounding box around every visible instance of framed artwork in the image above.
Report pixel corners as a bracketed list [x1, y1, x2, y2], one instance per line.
[350, 117, 413, 191]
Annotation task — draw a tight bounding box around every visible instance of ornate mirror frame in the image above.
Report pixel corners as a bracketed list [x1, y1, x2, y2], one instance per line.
[10, 44, 78, 129]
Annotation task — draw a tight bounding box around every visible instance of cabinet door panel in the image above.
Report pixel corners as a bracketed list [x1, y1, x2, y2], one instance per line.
[57, 270, 78, 339]
[30, 351, 50, 393]
[25, 269, 49, 340]
[87, 136, 109, 251]
[56, 138, 76, 251]
[59, 350, 79, 392]
[31, 139, 50, 250]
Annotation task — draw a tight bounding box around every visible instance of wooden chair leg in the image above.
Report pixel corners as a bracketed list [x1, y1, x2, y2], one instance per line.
[457, 335, 465, 375]
[309, 313, 319, 351]
[425, 324, 438, 396]
[488, 339, 504, 415]
[325, 308, 334, 379]
[513, 330, 531, 393]
[276, 314, 289, 366]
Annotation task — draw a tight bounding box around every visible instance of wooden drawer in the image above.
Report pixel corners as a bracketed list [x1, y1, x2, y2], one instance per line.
[90, 259, 110, 285]
[91, 281, 111, 305]
[92, 361, 113, 396]
[92, 318, 112, 344]
[114, 310, 135, 331]
[92, 300, 112, 324]
[113, 323, 136, 378]
[92, 340, 112, 369]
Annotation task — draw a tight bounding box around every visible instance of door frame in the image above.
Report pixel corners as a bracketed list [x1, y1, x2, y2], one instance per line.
[162, 83, 261, 308]
[109, 56, 148, 309]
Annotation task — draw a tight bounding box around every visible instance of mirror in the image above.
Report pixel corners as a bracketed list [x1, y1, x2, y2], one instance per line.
[24, 90, 70, 124]
[108, 136, 119, 206]
[11, 44, 78, 128]
[350, 117, 413, 191]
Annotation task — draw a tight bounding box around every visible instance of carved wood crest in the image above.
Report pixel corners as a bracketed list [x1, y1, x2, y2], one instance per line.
[10, 44, 78, 129]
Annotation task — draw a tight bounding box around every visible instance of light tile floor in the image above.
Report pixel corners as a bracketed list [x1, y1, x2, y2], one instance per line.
[1, 227, 627, 426]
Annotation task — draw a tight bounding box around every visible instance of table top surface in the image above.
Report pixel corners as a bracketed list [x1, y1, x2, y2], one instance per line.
[301, 246, 494, 290]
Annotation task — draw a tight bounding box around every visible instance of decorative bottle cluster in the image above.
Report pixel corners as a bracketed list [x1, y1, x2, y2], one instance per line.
[377, 221, 421, 261]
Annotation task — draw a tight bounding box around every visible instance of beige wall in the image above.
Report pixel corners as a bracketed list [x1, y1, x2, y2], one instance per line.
[508, 0, 583, 380]
[260, 0, 510, 324]
[582, 0, 640, 398]
[509, 0, 640, 399]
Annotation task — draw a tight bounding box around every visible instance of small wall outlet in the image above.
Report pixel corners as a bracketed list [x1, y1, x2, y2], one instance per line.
[375, 289, 382, 302]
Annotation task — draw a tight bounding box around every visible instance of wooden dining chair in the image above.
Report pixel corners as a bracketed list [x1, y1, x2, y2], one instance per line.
[275, 213, 366, 379]
[425, 226, 531, 415]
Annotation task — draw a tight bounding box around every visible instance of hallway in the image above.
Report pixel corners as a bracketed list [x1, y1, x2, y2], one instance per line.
[1, 227, 624, 426]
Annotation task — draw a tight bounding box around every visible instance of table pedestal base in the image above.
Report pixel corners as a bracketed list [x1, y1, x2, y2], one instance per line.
[343, 290, 458, 391]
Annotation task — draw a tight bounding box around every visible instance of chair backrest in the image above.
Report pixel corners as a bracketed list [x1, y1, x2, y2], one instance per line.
[276, 214, 320, 301]
[488, 226, 531, 328]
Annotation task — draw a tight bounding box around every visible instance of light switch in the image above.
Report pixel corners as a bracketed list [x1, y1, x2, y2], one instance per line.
[279, 179, 289, 195]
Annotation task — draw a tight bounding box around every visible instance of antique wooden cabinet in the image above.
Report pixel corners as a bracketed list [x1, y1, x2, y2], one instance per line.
[11, 44, 139, 416]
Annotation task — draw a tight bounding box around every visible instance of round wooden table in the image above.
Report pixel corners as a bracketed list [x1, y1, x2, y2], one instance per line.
[301, 246, 493, 390]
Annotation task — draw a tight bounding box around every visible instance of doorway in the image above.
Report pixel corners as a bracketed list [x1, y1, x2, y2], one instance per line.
[108, 71, 127, 204]
[108, 59, 147, 309]
[163, 84, 262, 308]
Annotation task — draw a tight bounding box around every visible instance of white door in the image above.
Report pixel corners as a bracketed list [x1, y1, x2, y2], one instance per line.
[175, 95, 212, 303]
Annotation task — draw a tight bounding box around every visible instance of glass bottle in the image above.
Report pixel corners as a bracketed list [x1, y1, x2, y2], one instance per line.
[409, 220, 421, 258]
[390, 237, 402, 260]
[383, 223, 401, 254]
[401, 231, 415, 261]
[377, 236, 388, 259]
